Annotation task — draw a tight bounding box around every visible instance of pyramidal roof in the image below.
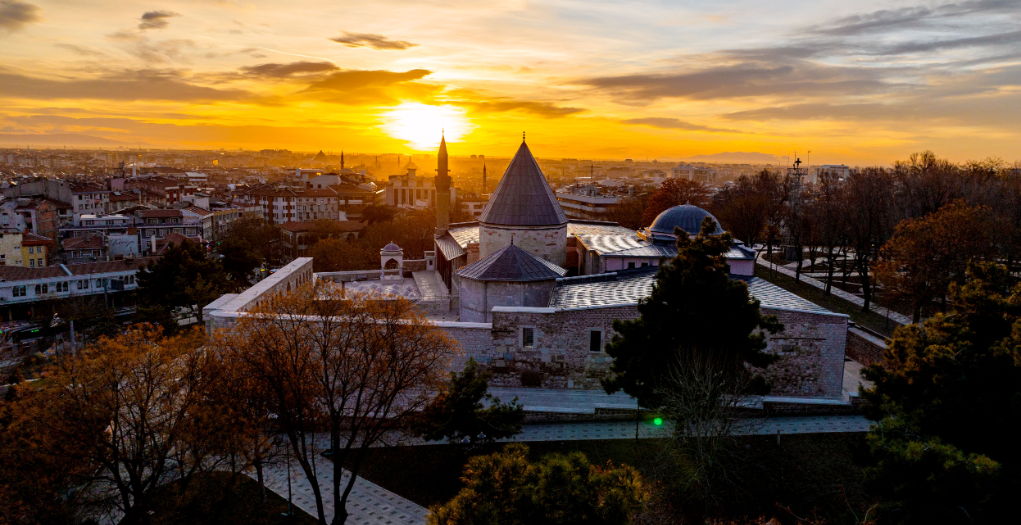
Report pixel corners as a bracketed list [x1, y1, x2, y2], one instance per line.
[457, 244, 567, 282]
[478, 141, 567, 227]
[311, 150, 328, 162]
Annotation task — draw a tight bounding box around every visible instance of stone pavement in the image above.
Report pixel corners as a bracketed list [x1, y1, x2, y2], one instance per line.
[756, 255, 912, 325]
[254, 458, 429, 525]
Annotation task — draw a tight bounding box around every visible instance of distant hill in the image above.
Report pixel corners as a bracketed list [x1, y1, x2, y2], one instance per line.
[678, 152, 779, 164]
[0, 133, 142, 147]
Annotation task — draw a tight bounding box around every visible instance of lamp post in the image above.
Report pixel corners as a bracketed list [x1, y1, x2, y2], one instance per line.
[633, 381, 643, 444]
[281, 435, 293, 518]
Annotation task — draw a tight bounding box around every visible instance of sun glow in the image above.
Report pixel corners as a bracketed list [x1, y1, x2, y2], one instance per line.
[382, 103, 474, 150]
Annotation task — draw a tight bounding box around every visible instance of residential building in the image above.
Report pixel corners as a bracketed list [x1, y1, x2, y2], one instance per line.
[0, 198, 61, 242]
[0, 258, 151, 307]
[70, 182, 111, 217]
[137, 209, 203, 253]
[279, 220, 365, 257]
[555, 185, 621, 221]
[383, 163, 456, 209]
[61, 233, 107, 265]
[241, 187, 340, 226]
[0, 230, 52, 267]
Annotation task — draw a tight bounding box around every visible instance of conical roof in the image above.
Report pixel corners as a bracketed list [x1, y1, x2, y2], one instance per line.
[457, 244, 567, 282]
[478, 142, 567, 227]
[311, 150, 328, 162]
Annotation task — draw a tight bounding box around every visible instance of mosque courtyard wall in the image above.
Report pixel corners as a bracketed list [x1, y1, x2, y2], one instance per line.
[458, 279, 557, 323]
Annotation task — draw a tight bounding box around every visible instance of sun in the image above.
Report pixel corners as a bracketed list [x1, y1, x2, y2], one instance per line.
[382, 103, 473, 150]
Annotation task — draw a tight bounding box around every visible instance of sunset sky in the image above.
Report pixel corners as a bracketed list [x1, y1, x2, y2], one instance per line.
[0, 0, 1018, 164]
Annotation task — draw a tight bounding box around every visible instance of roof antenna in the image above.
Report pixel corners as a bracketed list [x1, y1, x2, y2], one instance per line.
[522, 131, 526, 143]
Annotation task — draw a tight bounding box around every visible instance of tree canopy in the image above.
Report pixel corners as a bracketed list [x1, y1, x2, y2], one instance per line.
[137, 239, 226, 326]
[641, 178, 711, 226]
[602, 218, 782, 407]
[429, 444, 647, 525]
[860, 263, 1021, 524]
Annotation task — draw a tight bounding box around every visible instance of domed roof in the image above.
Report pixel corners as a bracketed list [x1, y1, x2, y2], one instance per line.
[382, 242, 402, 252]
[650, 205, 723, 237]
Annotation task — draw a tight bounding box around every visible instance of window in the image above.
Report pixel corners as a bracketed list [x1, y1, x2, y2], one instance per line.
[35, 284, 40, 294]
[12, 286, 25, 297]
[522, 327, 535, 348]
[97, 279, 103, 288]
[28, 246, 34, 254]
[29, 259, 35, 268]
[77, 280, 82, 290]
[589, 329, 603, 353]
[627, 261, 635, 269]
[37, 258, 42, 267]
[641, 262, 649, 267]
[41, 284, 47, 293]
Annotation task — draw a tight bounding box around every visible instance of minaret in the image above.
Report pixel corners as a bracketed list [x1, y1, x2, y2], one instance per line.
[482, 162, 487, 195]
[341, 150, 345, 170]
[435, 132, 451, 235]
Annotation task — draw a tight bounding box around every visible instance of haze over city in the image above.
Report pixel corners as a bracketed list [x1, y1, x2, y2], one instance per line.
[2, 0, 1019, 164]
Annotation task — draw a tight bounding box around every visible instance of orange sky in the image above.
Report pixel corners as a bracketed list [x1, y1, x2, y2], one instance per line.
[0, 0, 1019, 165]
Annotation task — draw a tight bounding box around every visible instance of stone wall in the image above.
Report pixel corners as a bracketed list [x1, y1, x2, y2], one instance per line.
[480, 223, 568, 267]
[847, 326, 887, 367]
[458, 279, 557, 322]
[751, 308, 848, 399]
[404, 259, 427, 272]
[441, 303, 848, 399]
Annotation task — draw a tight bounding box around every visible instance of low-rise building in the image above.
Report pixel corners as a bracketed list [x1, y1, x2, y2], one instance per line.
[555, 185, 621, 221]
[0, 258, 151, 308]
[0, 230, 53, 267]
[280, 220, 366, 257]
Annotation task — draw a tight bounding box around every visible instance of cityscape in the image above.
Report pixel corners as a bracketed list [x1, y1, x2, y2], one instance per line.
[1, 1, 1019, 525]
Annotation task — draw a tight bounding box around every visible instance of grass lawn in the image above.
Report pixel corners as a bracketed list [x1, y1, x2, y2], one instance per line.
[754, 265, 901, 337]
[342, 433, 875, 525]
[135, 471, 318, 525]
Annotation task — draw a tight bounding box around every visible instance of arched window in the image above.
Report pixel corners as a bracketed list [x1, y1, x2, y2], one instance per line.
[384, 258, 399, 270]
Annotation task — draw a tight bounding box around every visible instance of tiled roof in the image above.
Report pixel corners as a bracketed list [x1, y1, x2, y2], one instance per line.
[62, 234, 105, 250]
[447, 223, 480, 249]
[184, 206, 212, 217]
[458, 244, 567, 282]
[0, 265, 67, 281]
[0, 258, 154, 281]
[21, 233, 53, 246]
[549, 269, 835, 315]
[139, 209, 183, 218]
[478, 142, 567, 227]
[67, 258, 153, 275]
[435, 233, 466, 260]
[574, 233, 645, 256]
[328, 183, 373, 194]
[608, 243, 678, 258]
[279, 220, 365, 233]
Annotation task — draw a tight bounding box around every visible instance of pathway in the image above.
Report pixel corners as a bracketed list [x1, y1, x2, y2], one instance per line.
[756, 255, 912, 325]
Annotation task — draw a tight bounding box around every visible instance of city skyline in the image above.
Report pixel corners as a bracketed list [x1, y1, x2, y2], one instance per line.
[1, 0, 1019, 164]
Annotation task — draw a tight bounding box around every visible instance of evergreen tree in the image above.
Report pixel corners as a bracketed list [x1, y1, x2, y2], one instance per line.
[860, 263, 1021, 524]
[602, 218, 782, 406]
[137, 240, 226, 325]
[411, 359, 524, 444]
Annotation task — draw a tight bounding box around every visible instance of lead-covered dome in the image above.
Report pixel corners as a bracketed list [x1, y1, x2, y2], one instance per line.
[650, 204, 723, 237]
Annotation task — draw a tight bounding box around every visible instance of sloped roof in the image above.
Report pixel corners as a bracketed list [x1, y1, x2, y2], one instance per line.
[435, 233, 466, 260]
[63, 234, 105, 251]
[457, 244, 566, 282]
[478, 142, 567, 227]
[312, 150, 328, 162]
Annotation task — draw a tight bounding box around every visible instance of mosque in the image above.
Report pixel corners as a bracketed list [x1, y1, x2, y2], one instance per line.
[207, 134, 854, 402]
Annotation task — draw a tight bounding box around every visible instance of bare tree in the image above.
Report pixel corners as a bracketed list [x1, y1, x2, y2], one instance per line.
[711, 175, 769, 249]
[216, 281, 457, 525]
[843, 168, 895, 312]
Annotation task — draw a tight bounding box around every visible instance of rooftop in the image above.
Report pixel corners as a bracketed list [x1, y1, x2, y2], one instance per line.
[477, 142, 567, 227]
[458, 244, 567, 282]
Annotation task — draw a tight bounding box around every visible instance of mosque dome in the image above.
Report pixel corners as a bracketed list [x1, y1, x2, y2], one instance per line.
[649, 204, 723, 237]
[382, 242, 402, 252]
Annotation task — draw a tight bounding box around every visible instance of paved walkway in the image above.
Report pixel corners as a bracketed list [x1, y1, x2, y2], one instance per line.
[254, 458, 429, 525]
[756, 255, 912, 325]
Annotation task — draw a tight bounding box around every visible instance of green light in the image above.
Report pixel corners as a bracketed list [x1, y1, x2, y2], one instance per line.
[653, 417, 663, 426]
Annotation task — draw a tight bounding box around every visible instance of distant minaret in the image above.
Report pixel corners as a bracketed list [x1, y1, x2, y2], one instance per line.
[341, 150, 345, 170]
[435, 132, 451, 235]
[482, 162, 487, 195]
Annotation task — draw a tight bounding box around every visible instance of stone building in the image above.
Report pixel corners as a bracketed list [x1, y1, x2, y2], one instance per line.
[207, 134, 851, 403]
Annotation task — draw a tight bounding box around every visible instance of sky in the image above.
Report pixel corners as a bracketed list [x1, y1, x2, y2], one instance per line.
[0, 0, 1019, 164]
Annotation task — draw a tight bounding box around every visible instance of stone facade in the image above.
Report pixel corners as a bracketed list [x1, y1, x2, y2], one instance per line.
[751, 308, 848, 399]
[479, 223, 568, 267]
[440, 304, 848, 399]
[459, 279, 557, 322]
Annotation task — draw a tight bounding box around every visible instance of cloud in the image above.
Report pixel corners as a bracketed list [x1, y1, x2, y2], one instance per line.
[107, 31, 196, 64]
[55, 43, 107, 57]
[0, 0, 41, 33]
[874, 30, 1021, 55]
[814, 0, 1019, 36]
[621, 117, 738, 133]
[0, 68, 250, 102]
[460, 99, 584, 118]
[578, 63, 889, 102]
[138, 10, 179, 31]
[301, 68, 437, 105]
[239, 61, 338, 78]
[329, 32, 418, 50]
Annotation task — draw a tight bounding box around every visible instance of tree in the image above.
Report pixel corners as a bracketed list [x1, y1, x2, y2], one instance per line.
[220, 217, 283, 267]
[137, 239, 226, 325]
[843, 168, 894, 312]
[360, 204, 398, 224]
[859, 263, 1021, 524]
[711, 176, 768, 248]
[809, 172, 846, 296]
[219, 234, 260, 290]
[605, 193, 650, 230]
[4, 325, 218, 525]
[602, 218, 782, 407]
[641, 179, 712, 226]
[429, 443, 647, 525]
[875, 201, 996, 322]
[753, 170, 788, 272]
[215, 282, 456, 525]
[411, 358, 524, 445]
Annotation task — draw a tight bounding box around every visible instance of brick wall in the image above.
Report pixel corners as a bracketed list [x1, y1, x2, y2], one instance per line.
[480, 224, 568, 267]
[751, 308, 848, 399]
[459, 279, 557, 322]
